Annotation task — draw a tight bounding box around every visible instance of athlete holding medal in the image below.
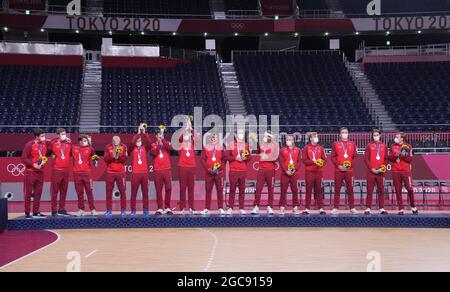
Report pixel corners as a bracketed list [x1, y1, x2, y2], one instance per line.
[364, 129, 389, 215]
[129, 123, 153, 216]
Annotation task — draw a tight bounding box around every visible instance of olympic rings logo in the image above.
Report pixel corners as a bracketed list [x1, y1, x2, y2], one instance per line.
[231, 23, 245, 30]
[7, 163, 26, 177]
[252, 161, 280, 171]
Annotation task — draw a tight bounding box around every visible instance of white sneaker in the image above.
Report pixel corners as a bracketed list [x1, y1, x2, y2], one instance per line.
[200, 209, 210, 216]
[189, 208, 197, 215]
[331, 208, 339, 215]
[155, 209, 164, 215]
[350, 208, 359, 215]
[76, 210, 85, 217]
[267, 206, 274, 215]
[219, 208, 226, 215]
[163, 208, 174, 215]
[91, 210, 97, 216]
[179, 209, 186, 215]
[226, 208, 233, 215]
[364, 208, 371, 215]
[251, 206, 260, 215]
[293, 206, 299, 215]
[379, 208, 388, 215]
[319, 208, 326, 215]
[239, 209, 247, 215]
[302, 209, 311, 215]
[279, 207, 286, 215]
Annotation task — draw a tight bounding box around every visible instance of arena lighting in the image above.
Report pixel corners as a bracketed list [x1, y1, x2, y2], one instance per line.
[172, 32, 177, 35]
[75, 29, 80, 33]
[3, 27, 8, 32]
[25, 10, 31, 15]
[386, 31, 391, 35]
[203, 32, 208, 37]
[141, 31, 145, 35]
[325, 32, 329, 36]
[418, 30, 422, 34]
[355, 32, 360, 35]
[274, 15, 280, 20]
[109, 30, 113, 35]
[40, 29, 45, 32]
[294, 32, 299, 37]
[234, 32, 239, 36]
[264, 33, 269, 37]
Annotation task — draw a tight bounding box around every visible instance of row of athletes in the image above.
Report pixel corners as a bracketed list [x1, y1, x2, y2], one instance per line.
[21, 124, 418, 219]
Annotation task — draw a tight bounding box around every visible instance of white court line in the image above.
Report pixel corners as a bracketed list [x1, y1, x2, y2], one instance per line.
[0, 230, 61, 271]
[85, 250, 98, 258]
[198, 228, 219, 272]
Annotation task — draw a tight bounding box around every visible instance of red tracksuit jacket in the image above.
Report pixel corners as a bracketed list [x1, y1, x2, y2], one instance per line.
[104, 143, 128, 173]
[279, 146, 302, 173]
[302, 144, 327, 172]
[202, 144, 226, 173]
[256, 142, 279, 170]
[21, 140, 50, 172]
[51, 139, 72, 171]
[150, 139, 172, 171]
[331, 140, 358, 172]
[364, 142, 388, 171]
[72, 145, 95, 173]
[129, 134, 153, 173]
[389, 143, 413, 172]
[227, 141, 250, 172]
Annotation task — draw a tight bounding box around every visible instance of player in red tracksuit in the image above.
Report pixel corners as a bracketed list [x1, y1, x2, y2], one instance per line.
[151, 129, 173, 215]
[21, 128, 51, 219]
[201, 134, 227, 215]
[49, 128, 72, 217]
[364, 129, 389, 215]
[178, 121, 200, 215]
[251, 131, 279, 215]
[72, 135, 97, 217]
[331, 127, 358, 215]
[104, 136, 128, 216]
[278, 134, 301, 215]
[302, 132, 327, 215]
[226, 128, 251, 215]
[389, 132, 419, 215]
[129, 124, 153, 216]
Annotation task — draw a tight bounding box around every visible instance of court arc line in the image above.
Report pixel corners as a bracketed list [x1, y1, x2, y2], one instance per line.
[0, 230, 61, 271]
[85, 250, 98, 258]
[198, 228, 219, 272]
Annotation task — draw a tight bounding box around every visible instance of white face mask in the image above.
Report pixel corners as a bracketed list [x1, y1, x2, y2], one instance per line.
[341, 133, 349, 140]
[39, 136, 46, 142]
[183, 135, 191, 142]
[82, 141, 89, 147]
[60, 134, 67, 141]
[263, 137, 269, 143]
[237, 134, 245, 141]
[373, 135, 381, 142]
[286, 141, 293, 147]
[394, 138, 401, 144]
[312, 137, 319, 144]
[136, 141, 142, 147]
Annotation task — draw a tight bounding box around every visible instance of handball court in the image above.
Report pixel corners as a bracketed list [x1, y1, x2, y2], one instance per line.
[1, 212, 450, 272]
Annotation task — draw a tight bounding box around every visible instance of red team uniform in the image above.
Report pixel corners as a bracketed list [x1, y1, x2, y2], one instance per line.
[227, 141, 251, 210]
[104, 143, 128, 212]
[72, 144, 96, 212]
[129, 134, 153, 213]
[302, 143, 327, 211]
[50, 138, 72, 214]
[331, 140, 358, 210]
[201, 144, 226, 210]
[21, 140, 50, 215]
[151, 139, 173, 211]
[278, 145, 302, 209]
[254, 143, 278, 209]
[389, 143, 416, 211]
[364, 141, 388, 211]
[178, 137, 197, 211]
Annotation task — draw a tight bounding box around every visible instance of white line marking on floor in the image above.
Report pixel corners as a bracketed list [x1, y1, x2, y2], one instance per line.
[198, 228, 219, 272]
[85, 250, 98, 258]
[0, 230, 61, 270]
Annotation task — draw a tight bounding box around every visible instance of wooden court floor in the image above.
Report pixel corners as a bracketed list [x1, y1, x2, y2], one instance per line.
[1, 227, 450, 272]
